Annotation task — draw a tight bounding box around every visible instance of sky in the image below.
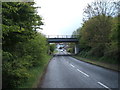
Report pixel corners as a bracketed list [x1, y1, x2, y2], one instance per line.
[34, 0, 95, 35]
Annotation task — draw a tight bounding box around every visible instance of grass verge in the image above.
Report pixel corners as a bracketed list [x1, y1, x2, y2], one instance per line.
[53, 50, 58, 54]
[18, 55, 52, 88]
[73, 56, 119, 72]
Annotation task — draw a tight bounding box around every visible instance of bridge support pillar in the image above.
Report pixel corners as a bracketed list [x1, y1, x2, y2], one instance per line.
[74, 44, 79, 54]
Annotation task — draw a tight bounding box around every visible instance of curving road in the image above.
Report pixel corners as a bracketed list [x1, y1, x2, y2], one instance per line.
[39, 55, 119, 89]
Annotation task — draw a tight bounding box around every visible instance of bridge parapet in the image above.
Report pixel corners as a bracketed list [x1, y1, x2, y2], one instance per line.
[45, 35, 78, 38]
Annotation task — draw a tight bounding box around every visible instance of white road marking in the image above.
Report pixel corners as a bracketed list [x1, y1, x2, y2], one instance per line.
[62, 57, 69, 65]
[70, 64, 75, 68]
[77, 69, 89, 77]
[62, 57, 89, 77]
[97, 82, 111, 90]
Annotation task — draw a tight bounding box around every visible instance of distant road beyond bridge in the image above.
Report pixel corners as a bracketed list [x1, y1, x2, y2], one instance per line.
[46, 35, 79, 54]
[46, 35, 79, 43]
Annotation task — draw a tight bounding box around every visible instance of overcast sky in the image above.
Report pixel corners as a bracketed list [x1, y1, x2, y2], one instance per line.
[34, 0, 95, 35]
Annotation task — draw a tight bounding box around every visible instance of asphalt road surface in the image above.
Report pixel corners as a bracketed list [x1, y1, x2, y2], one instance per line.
[54, 50, 71, 55]
[40, 55, 119, 89]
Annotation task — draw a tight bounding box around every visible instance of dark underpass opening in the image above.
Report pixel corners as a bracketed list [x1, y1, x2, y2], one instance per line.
[46, 35, 79, 55]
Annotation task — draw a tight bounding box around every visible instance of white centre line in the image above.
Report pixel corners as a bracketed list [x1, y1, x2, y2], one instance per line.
[70, 64, 75, 68]
[97, 82, 111, 90]
[77, 69, 89, 77]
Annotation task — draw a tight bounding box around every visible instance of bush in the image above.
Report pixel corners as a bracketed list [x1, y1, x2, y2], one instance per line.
[2, 51, 30, 88]
[87, 44, 105, 57]
[67, 48, 73, 53]
[2, 33, 48, 88]
[49, 44, 56, 54]
[2, 2, 46, 88]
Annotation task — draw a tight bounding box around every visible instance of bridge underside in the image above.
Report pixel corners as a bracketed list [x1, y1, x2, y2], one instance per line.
[47, 38, 78, 43]
[47, 37, 79, 54]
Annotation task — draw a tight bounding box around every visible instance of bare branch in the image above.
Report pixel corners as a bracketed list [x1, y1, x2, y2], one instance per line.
[83, 0, 118, 21]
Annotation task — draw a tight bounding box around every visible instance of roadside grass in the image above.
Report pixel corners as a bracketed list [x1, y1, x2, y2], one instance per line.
[18, 55, 52, 88]
[73, 56, 119, 72]
[53, 50, 58, 54]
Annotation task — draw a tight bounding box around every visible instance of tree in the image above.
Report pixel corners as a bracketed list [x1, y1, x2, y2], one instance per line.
[74, 0, 119, 61]
[2, 2, 43, 52]
[2, 2, 47, 88]
[104, 16, 119, 61]
[83, 0, 118, 21]
[77, 0, 119, 57]
[82, 16, 112, 46]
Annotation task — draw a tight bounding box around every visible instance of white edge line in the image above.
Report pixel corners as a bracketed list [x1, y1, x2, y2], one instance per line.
[70, 64, 75, 68]
[97, 82, 111, 90]
[77, 69, 89, 77]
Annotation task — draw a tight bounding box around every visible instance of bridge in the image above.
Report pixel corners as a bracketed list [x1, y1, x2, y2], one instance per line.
[46, 35, 79, 54]
[46, 35, 79, 43]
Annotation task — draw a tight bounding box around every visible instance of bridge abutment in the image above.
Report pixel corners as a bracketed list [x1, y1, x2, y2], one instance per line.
[74, 44, 79, 54]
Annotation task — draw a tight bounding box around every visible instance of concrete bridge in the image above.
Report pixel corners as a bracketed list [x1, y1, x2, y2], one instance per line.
[46, 35, 78, 43]
[46, 35, 79, 54]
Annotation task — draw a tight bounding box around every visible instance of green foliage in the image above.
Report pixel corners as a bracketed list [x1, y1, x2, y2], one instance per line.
[75, 15, 119, 63]
[3, 33, 48, 88]
[73, 2, 119, 64]
[2, 51, 30, 88]
[19, 55, 52, 88]
[2, 2, 43, 52]
[80, 16, 112, 48]
[103, 17, 119, 62]
[67, 48, 73, 53]
[76, 0, 119, 64]
[49, 44, 56, 54]
[2, 33, 48, 88]
[87, 44, 105, 57]
[2, 2, 49, 88]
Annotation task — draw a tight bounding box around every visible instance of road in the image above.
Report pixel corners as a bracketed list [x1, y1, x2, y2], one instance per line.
[39, 52, 119, 89]
[54, 49, 71, 55]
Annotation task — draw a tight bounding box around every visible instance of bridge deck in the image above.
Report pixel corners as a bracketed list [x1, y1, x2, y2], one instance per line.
[46, 35, 79, 43]
[47, 38, 78, 43]
[46, 35, 78, 38]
